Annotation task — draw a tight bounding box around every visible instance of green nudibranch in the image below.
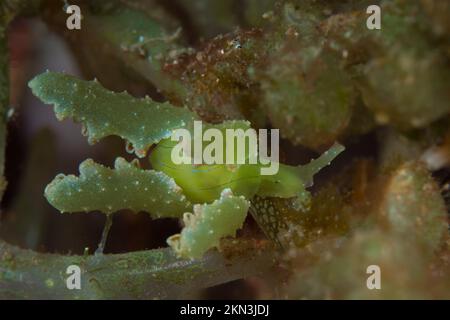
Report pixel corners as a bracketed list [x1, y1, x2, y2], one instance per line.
[150, 122, 344, 257]
[150, 121, 345, 206]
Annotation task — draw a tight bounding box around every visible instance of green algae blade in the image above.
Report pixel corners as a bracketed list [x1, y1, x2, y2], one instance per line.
[45, 157, 191, 218]
[29, 72, 196, 157]
[168, 189, 250, 258]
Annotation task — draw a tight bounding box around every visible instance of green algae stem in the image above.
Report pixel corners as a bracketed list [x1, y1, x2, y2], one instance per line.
[0, 239, 274, 299]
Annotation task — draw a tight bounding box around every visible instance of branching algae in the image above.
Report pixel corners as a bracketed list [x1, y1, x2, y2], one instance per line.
[1, 0, 448, 299]
[29, 71, 344, 258]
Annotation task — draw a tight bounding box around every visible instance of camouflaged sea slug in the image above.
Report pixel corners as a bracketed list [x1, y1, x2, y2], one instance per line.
[29, 71, 344, 258]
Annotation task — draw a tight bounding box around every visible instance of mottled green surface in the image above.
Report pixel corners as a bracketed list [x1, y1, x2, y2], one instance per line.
[0, 0, 449, 300]
[359, 0, 450, 128]
[81, 4, 188, 96]
[380, 162, 448, 251]
[41, 0, 188, 96]
[28, 71, 345, 260]
[0, 238, 275, 299]
[289, 160, 450, 299]
[29, 72, 196, 157]
[261, 51, 354, 149]
[168, 189, 250, 258]
[45, 157, 191, 217]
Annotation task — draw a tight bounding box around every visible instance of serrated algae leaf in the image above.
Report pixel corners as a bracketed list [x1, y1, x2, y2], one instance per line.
[45, 157, 191, 218]
[167, 189, 250, 258]
[29, 72, 196, 157]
